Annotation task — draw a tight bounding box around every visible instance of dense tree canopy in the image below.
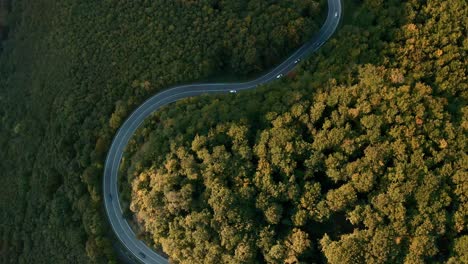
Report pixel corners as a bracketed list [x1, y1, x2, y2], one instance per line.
[123, 0, 467, 263]
[129, 65, 467, 263]
[0, 0, 323, 263]
[0, 0, 466, 262]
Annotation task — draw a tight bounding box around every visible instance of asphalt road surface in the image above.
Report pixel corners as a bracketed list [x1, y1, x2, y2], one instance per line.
[103, 0, 342, 263]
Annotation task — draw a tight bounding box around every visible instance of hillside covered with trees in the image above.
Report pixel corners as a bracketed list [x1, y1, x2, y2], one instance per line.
[123, 0, 467, 263]
[0, 0, 324, 263]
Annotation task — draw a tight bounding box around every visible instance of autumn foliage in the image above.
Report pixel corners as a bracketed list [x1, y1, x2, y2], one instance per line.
[128, 65, 467, 263]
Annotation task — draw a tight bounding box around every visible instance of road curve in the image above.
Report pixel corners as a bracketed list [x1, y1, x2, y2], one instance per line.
[103, 0, 342, 263]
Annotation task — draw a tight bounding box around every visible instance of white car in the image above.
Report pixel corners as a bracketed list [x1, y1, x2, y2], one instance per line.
[294, 59, 301, 64]
[229, 90, 237, 93]
[276, 74, 283, 79]
[335, 12, 338, 17]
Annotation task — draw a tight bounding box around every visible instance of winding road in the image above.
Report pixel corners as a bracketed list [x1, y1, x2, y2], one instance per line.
[103, 0, 342, 263]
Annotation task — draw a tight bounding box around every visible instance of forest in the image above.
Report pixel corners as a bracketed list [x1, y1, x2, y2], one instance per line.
[123, 0, 467, 263]
[0, 0, 324, 263]
[0, 0, 466, 263]
[0, 0, 10, 45]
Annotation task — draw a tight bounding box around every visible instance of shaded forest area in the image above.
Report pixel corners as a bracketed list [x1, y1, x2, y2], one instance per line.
[0, 0, 324, 263]
[0, 0, 11, 44]
[123, 0, 467, 263]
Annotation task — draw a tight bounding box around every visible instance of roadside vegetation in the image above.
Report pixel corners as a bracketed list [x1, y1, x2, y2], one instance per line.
[0, 0, 324, 263]
[124, 0, 467, 263]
